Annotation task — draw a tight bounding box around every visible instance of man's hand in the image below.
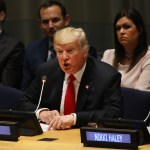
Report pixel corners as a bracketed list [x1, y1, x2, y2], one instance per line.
[39, 110, 60, 124]
[49, 114, 74, 130]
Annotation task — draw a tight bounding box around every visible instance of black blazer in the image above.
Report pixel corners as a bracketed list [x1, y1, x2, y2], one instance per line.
[18, 57, 122, 127]
[21, 37, 98, 91]
[0, 31, 25, 89]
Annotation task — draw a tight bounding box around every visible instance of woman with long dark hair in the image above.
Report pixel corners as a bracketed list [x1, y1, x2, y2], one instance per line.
[102, 8, 150, 91]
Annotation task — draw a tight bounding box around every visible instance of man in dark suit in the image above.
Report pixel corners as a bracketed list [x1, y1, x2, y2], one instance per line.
[0, 0, 25, 89]
[18, 27, 122, 130]
[21, 0, 97, 91]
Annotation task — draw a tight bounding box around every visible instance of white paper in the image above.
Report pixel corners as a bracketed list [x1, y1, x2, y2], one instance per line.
[40, 123, 49, 132]
[147, 126, 150, 134]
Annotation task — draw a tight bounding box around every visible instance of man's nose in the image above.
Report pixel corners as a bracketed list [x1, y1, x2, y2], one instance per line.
[48, 20, 54, 27]
[62, 52, 69, 60]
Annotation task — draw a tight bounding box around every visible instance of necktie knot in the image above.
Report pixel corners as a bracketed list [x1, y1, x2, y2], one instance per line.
[68, 74, 75, 82]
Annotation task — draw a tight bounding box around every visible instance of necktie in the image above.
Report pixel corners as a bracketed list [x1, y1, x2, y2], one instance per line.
[64, 74, 76, 115]
[47, 46, 56, 61]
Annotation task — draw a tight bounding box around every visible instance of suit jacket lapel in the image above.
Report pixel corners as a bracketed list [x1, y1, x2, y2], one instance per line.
[76, 58, 93, 111]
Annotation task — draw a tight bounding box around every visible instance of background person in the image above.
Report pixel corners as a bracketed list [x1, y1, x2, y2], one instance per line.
[102, 8, 150, 91]
[18, 27, 122, 130]
[21, 0, 97, 92]
[0, 0, 25, 89]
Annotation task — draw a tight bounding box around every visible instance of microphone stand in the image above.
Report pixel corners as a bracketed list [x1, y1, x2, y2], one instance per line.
[34, 76, 47, 112]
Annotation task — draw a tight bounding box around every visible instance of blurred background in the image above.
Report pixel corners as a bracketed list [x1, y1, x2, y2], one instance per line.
[4, 0, 150, 57]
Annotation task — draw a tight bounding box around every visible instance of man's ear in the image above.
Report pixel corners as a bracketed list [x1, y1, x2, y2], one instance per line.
[64, 14, 70, 26]
[82, 45, 89, 56]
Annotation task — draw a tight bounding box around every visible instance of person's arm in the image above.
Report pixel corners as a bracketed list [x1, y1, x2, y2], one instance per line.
[18, 59, 62, 111]
[1, 40, 25, 89]
[17, 76, 42, 111]
[135, 62, 150, 91]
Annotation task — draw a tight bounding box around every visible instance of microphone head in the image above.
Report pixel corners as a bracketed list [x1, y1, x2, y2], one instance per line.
[42, 76, 47, 83]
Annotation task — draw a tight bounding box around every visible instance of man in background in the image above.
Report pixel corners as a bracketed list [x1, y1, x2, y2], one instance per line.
[21, 0, 97, 91]
[0, 0, 25, 89]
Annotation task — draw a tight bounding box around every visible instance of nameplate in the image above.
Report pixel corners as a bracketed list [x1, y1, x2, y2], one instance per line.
[0, 121, 20, 141]
[80, 127, 139, 149]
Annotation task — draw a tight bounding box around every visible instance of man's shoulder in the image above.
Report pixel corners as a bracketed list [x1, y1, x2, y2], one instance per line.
[2, 31, 24, 46]
[87, 57, 121, 84]
[25, 38, 48, 55]
[27, 37, 48, 48]
[88, 56, 119, 75]
[88, 45, 98, 58]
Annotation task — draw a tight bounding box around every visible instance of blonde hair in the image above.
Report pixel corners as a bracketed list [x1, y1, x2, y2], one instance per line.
[54, 27, 88, 49]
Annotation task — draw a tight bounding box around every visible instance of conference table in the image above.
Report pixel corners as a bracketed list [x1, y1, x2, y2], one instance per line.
[0, 128, 149, 150]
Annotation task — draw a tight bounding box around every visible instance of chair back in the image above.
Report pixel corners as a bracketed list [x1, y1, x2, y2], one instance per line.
[121, 87, 150, 121]
[0, 86, 23, 110]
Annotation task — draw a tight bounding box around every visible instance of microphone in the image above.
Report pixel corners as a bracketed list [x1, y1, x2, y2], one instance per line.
[34, 76, 47, 112]
[144, 110, 150, 123]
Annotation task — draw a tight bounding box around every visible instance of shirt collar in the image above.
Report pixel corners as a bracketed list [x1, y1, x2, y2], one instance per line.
[48, 40, 53, 48]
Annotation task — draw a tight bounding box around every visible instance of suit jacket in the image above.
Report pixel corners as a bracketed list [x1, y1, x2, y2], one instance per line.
[21, 37, 98, 91]
[0, 31, 25, 89]
[18, 57, 122, 127]
[21, 37, 49, 91]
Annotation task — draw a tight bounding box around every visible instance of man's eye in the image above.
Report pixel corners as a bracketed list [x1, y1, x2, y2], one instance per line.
[67, 49, 74, 53]
[57, 51, 63, 55]
[51, 18, 61, 23]
[41, 19, 49, 24]
[40, 18, 61, 25]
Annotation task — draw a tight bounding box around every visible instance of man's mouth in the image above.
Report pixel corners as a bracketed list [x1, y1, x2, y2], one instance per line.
[48, 29, 55, 35]
[64, 63, 69, 67]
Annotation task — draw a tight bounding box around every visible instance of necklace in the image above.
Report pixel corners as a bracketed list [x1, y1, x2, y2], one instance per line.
[125, 54, 133, 58]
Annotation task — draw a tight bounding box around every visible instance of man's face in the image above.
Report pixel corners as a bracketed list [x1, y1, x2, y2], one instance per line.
[55, 41, 88, 74]
[39, 5, 70, 41]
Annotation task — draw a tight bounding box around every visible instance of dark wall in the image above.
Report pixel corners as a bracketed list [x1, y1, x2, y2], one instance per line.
[4, 0, 150, 56]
